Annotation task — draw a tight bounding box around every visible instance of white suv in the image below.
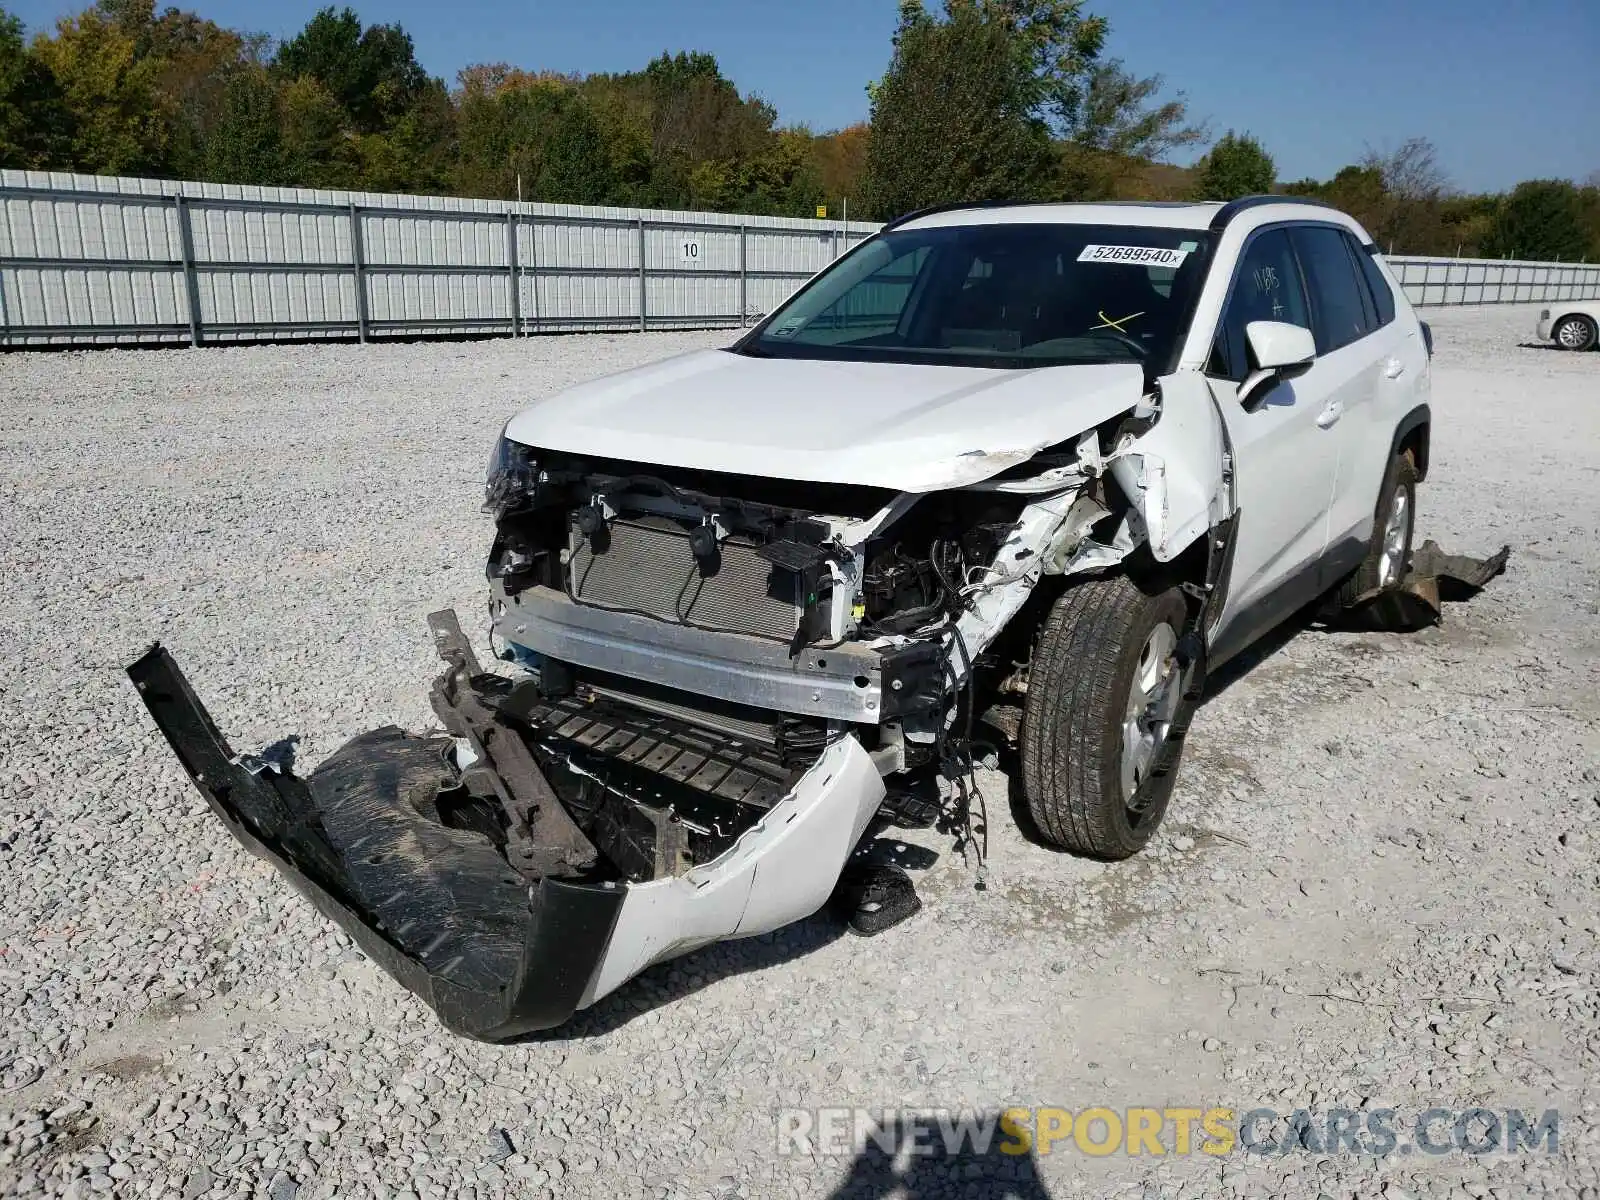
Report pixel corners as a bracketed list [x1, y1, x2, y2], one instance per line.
[132, 197, 1435, 1038]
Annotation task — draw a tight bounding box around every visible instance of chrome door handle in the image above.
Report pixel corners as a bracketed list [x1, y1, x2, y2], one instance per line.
[1384, 357, 1406, 380]
[1315, 400, 1344, 429]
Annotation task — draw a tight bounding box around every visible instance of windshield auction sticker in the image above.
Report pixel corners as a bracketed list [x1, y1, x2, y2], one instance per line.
[1077, 244, 1190, 266]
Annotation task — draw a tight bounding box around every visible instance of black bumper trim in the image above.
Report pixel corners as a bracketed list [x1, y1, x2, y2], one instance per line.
[126, 644, 626, 1041]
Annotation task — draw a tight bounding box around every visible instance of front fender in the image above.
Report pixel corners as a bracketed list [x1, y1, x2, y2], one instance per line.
[1109, 373, 1232, 562]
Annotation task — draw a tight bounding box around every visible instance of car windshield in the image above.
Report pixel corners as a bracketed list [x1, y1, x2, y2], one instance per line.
[740, 222, 1211, 369]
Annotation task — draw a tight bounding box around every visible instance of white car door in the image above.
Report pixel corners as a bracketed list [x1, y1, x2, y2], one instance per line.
[1201, 226, 1340, 645]
[1289, 224, 1396, 558]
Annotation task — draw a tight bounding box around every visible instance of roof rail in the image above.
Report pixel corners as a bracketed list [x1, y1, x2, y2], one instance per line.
[882, 199, 1022, 231]
[1208, 194, 1337, 232]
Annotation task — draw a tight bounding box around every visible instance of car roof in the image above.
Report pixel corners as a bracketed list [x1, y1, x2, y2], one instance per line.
[890, 197, 1355, 236]
[895, 202, 1225, 232]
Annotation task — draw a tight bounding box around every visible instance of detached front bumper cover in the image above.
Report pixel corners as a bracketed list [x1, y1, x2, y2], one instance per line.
[126, 615, 883, 1041]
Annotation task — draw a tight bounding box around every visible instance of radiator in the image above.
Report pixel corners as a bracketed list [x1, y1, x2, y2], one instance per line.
[568, 516, 801, 641]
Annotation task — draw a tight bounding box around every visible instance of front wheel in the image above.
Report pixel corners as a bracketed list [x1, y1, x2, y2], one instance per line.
[1553, 314, 1598, 352]
[1019, 575, 1194, 860]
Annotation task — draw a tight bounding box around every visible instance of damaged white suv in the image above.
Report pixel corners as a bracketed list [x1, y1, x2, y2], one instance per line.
[131, 197, 1433, 1040]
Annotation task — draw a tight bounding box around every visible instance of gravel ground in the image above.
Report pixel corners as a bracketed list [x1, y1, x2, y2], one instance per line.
[1, 306, 1597, 1200]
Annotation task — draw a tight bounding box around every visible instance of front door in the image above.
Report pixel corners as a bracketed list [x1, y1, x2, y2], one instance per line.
[1202, 226, 1340, 644]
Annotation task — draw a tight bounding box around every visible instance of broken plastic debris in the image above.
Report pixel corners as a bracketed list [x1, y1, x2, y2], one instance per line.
[1333, 540, 1511, 632]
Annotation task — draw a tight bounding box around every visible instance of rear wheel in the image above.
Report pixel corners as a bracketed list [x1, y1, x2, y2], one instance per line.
[1019, 575, 1193, 860]
[1338, 448, 1419, 606]
[1553, 314, 1598, 352]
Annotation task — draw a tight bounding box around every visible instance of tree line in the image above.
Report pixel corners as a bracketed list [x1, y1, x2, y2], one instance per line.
[1, 0, 1596, 260]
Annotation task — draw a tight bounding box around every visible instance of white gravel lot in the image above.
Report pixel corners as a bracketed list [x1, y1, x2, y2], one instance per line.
[1, 306, 1598, 1200]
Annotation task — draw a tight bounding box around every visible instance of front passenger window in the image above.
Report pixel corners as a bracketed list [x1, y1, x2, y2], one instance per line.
[1291, 225, 1373, 353]
[1210, 229, 1311, 383]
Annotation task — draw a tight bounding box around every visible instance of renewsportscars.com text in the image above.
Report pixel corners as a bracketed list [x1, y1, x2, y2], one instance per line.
[776, 1107, 1560, 1159]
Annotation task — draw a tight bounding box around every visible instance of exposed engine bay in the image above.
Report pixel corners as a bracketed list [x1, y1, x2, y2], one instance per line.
[477, 411, 1187, 880]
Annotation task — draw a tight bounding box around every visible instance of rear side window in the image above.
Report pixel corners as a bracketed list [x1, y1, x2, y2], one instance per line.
[1356, 242, 1397, 326]
[1209, 228, 1311, 383]
[1291, 225, 1373, 353]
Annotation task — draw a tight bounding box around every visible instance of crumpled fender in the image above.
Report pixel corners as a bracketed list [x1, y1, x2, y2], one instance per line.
[1109, 373, 1232, 562]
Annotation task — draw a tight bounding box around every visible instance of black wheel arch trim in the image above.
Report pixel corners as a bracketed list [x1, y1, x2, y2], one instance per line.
[1391, 403, 1432, 481]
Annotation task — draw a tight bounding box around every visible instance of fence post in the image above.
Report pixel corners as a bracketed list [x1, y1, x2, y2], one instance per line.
[637, 217, 647, 332]
[526, 217, 539, 333]
[505, 210, 521, 338]
[738, 223, 748, 325]
[174, 194, 203, 347]
[349, 203, 369, 343]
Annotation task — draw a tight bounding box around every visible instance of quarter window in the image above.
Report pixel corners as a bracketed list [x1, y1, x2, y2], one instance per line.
[1209, 228, 1311, 383]
[1292, 225, 1373, 353]
[1355, 240, 1398, 327]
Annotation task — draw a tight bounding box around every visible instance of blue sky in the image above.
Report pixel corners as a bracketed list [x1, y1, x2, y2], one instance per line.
[10, 0, 1598, 192]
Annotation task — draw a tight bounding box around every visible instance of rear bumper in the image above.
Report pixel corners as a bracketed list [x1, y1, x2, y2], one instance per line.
[1536, 312, 1552, 341]
[126, 619, 883, 1040]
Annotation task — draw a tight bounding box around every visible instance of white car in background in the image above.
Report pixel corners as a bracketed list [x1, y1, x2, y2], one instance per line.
[1538, 303, 1599, 351]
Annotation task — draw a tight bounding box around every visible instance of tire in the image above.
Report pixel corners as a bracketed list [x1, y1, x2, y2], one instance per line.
[1019, 574, 1193, 860]
[1336, 448, 1419, 607]
[1553, 314, 1598, 352]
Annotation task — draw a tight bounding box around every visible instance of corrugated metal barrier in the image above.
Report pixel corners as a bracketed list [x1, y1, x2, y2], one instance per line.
[3, 170, 1596, 348]
[0, 170, 877, 347]
[1384, 256, 1600, 308]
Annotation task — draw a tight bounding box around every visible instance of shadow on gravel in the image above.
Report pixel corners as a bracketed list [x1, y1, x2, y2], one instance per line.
[824, 1113, 1054, 1199]
[515, 913, 849, 1042]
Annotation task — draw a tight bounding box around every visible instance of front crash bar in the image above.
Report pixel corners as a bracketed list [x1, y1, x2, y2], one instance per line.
[126, 626, 885, 1040]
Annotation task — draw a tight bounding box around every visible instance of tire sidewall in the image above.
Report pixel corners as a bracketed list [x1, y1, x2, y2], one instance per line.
[1556, 315, 1598, 352]
[1377, 461, 1418, 593]
[1091, 588, 1189, 855]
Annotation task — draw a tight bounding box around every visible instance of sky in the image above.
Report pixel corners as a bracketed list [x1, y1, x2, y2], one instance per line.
[9, 0, 1599, 193]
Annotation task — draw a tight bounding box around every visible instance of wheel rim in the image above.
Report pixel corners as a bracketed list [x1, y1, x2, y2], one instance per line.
[1377, 486, 1411, 589]
[1120, 623, 1181, 810]
[1557, 320, 1591, 349]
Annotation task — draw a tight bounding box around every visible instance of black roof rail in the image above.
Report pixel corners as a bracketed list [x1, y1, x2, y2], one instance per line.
[883, 199, 1022, 231]
[1208, 194, 1338, 232]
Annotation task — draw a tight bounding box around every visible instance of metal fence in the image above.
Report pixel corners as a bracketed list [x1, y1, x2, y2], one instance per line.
[2, 170, 1596, 348]
[1385, 256, 1600, 307]
[0, 170, 877, 347]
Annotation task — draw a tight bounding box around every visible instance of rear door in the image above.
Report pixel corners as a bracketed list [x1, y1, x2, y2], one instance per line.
[1287, 224, 1388, 559]
[1203, 225, 1339, 631]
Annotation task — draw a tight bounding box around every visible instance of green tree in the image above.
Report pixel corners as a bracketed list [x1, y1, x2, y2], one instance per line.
[1483, 179, 1591, 261]
[32, 7, 168, 173]
[539, 99, 614, 204]
[204, 62, 281, 183]
[0, 8, 76, 167]
[279, 73, 351, 187]
[863, 0, 1098, 218]
[1191, 130, 1274, 200]
[96, 0, 253, 179]
[452, 66, 572, 199]
[1057, 58, 1205, 200]
[275, 7, 427, 134]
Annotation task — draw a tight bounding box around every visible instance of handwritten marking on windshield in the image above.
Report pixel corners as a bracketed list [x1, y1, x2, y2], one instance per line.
[1091, 310, 1145, 333]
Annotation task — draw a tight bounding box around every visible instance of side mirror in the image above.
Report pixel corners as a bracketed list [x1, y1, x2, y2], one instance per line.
[1239, 320, 1316, 409]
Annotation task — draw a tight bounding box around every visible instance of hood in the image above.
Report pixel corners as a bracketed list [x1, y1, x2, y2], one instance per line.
[503, 349, 1148, 492]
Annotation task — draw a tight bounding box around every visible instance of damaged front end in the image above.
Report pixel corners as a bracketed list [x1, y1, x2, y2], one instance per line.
[128, 388, 1214, 1039]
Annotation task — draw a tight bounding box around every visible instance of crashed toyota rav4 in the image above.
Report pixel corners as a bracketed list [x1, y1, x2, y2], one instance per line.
[131, 197, 1439, 1040]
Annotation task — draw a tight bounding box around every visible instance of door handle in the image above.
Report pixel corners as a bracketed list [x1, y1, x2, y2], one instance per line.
[1315, 400, 1343, 429]
[1384, 357, 1406, 380]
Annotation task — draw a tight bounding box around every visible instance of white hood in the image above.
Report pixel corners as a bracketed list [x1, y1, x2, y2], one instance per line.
[503, 349, 1147, 492]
